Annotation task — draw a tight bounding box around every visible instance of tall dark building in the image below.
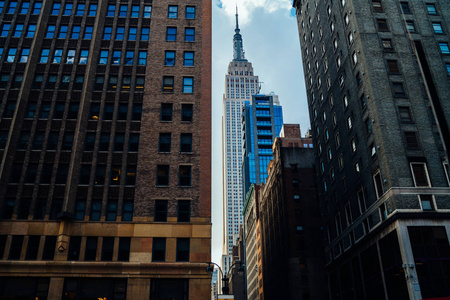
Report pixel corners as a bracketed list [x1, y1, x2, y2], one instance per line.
[0, 0, 212, 299]
[293, 0, 450, 299]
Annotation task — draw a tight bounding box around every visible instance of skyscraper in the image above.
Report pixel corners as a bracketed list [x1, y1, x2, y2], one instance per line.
[242, 93, 283, 196]
[222, 10, 259, 255]
[293, 0, 450, 299]
[0, 0, 211, 298]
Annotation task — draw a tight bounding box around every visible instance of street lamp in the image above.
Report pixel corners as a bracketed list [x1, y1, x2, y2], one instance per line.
[206, 261, 245, 295]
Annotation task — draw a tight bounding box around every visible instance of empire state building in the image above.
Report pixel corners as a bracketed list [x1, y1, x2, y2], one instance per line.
[222, 10, 259, 255]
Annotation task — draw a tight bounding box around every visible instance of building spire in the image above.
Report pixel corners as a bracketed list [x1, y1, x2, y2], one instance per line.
[233, 6, 247, 61]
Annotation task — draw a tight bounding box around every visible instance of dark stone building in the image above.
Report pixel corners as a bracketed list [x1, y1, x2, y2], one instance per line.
[258, 129, 326, 300]
[293, 0, 450, 299]
[0, 0, 211, 298]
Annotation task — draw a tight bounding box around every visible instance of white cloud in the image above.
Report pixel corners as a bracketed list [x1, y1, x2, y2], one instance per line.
[217, 0, 292, 25]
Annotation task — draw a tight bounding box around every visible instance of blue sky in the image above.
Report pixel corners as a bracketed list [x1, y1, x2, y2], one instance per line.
[211, 0, 310, 264]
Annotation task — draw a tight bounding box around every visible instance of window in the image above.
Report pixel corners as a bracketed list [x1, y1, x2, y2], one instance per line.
[159, 133, 171, 152]
[7, 1, 17, 13]
[405, 131, 420, 149]
[32, 2, 41, 14]
[85, 237, 98, 261]
[387, 60, 400, 73]
[154, 200, 168, 222]
[432, 23, 444, 34]
[51, 2, 60, 14]
[186, 6, 195, 19]
[179, 165, 191, 186]
[131, 5, 139, 17]
[399, 106, 412, 122]
[138, 51, 147, 65]
[348, 32, 353, 44]
[426, 3, 437, 15]
[185, 28, 195, 42]
[101, 237, 114, 261]
[152, 238, 166, 261]
[66, 49, 75, 64]
[99, 50, 108, 64]
[58, 25, 68, 39]
[39, 49, 49, 63]
[103, 26, 112, 39]
[372, 1, 383, 12]
[161, 103, 173, 121]
[352, 51, 357, 65]
[141, 28, 149, 41]
[166, 27, 177, 41]
[26, 24, 36, 38]
[356, 72, 362, 86]
[157, 165, 169, 186]
[42, 236, 56, 260]
[6, 48, 16, 62]
[178, 200, 190, 222]
[119, 5, 127, 17]
[122, 199, 134, 221]
[382, 39, 393, 50]
[71, 25, 80, 39]
[68, 236, 81, 261]
[181, 104, 193, 122]
[76, 3, 85, 16]
[439, 43, 450, 54]
[135, 76, 145, 91]
[446, 63, 450, 75]
[176, 238, 190, 262]
[377, 19, 389, 31]
[112, 51, 121, 64]
[183, 77, 193, 93]
[406, 21, 416, 33]
[410, 163, 430, 187]
[14, 24, 23, 37]
[392, 82, 406, 97]
[163, 76, 174, 93]
[128, 27, 137, 40]
[165, 51, 175, 66]
[79, 50, 88, 64]
[106, 198, 118, 220]
[114, 133, 125, 151]
[168, 5, 178, 18]
[125, 51, 134, 65]
[118, 238, 130, 261]
[128, 134, 139, 152]
[117, 104, 128, 120]
[84, 26, 93, 39]
[400, 2, 410, 13]
[339, 74, 345, 87]
[365, 119, 372, 134]
[88, 4, 97, 16]
[373, 172, 384, 198]
[107, 4, 115, 16]
[144, 5, 152, 18]
[45, 25, 55, 38]
[180, 133, 192, 153]
[0, 23, 10, 37]
[20, 1, 29, 14]
[63, 3, 72, 15]
[116, 27, 125, 40]
[347, 116, 353, 130]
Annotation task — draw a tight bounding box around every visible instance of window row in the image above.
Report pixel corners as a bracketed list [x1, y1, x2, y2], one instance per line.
[51, 2, 151, 18]
[89, 103, 142, 121]
[156, 165, 192, 187]
[103, 26, 149, 41]
[372, 0, 441, 17]
[166, 27, 195, 42]
[98, 50, 147, 65]
[1, 195, 135, 221]
[162, 76, 194, 93]
[0, 1, 42, 15]
[164, 51, 194, 66]
[0, 23, 37, 38]
[39, 48, 89, 64]
[153, 200, 191, 222]
[160, 103, 193, 122]
[104, 4, 152, 18]
[94, 75, 145, 92]
[78, 164, 137, 186]
[167, 5, 196, 19]
[158, 133, 192, 153]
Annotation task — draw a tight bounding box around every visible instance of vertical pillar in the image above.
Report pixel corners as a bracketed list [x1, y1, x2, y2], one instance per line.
[396, 222, 422, 300]
[47, 277, 64, 300]
[126, 278, 150, 300]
